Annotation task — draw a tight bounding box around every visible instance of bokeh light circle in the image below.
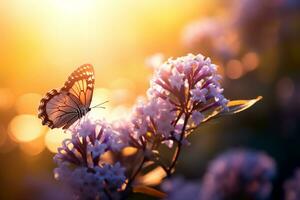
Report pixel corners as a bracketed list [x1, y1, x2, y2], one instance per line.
[8, 114, 44, 142]
[242, 52, 259, 72]
[226, 59, 244, 79]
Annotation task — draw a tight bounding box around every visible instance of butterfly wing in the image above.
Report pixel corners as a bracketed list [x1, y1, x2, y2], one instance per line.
[61, 64, 95, 110]
[38, 89, 81, 129]
[38, 64, 95, 129]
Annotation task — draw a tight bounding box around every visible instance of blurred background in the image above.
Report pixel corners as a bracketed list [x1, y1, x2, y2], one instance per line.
[0, 0, 299, 199]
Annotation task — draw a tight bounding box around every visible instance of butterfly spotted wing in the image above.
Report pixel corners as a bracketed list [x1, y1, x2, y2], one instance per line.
[38, 64, 95, 129]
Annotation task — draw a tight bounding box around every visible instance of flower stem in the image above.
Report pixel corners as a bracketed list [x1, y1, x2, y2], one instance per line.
[167, 113, 190, 177]
[103, 180, 114, 200]
[129, 156, 146, 186]
[121, 156, 146, 199]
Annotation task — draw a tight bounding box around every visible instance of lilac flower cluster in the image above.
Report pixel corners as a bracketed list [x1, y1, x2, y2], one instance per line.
[123, 54, 228, 152]
[54, 120, 126, 200]
[140, 54, 226, 137]
[54, 54, 230, 199]
[181, 18, 237, 60]
[200, 149, 276, 200]
[284, 169, 300, 200]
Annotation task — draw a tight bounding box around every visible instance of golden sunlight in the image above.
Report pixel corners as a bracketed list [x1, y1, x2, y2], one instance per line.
[15, 93, 42, 114]
[0, 124, 6, 148]
[45, 129, 70, 153]
[20, 137, 45, 156]
[52, 0, 95, 13]
[89, 88, 112, 120]
[8, 114, 44, 143]
[0, 88, 14, 111]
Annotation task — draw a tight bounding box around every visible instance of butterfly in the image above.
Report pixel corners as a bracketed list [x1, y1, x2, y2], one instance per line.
[38, 64, 95, 129]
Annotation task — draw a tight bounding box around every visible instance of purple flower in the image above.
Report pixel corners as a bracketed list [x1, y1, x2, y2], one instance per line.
[181, 18, 238, 60]
[231, 0, 280, 29]
[53, 119, 127, 199]
[130, 97, 176, 141]
[162, 177, 201, 200]
[149, 53, 228, 118]
[284, 168, 300, 200]
[126, 53, 229, 151]
[191, 111, 204, 125]
[200, 149, 276, 200]
[54, 164, 124, 200]
[125, 53, 229, 151]
[87, 141, 107, 159]
[24, 176, 73, 200]
[74, 118, 97, 137]
[229, 0, 283, 51]
[182, 18, 225, 48]
[190, 88, 208, 103]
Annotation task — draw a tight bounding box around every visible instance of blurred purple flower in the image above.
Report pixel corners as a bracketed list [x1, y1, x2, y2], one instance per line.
[231, 0, 279, 27]
[181, 18, 239, 60]
[200, 149, 276, 200]
[284, 168, 300, 200]
[162, 177, 201, 200]
[23, 176, 73, 200]
[229, 0, 281, 47]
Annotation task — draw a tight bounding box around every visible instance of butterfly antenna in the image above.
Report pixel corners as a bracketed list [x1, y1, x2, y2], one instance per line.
[91, 100, 109, 109]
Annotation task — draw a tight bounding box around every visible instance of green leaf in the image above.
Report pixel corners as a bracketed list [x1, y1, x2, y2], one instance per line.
[203, 96, 262, 123]
[133, 185, 166, 199]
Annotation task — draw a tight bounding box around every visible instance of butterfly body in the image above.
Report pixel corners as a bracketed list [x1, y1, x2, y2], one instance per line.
[38, 64, 95, 129]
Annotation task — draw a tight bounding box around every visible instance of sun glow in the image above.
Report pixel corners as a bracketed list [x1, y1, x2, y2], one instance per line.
[9, 114, 44, 142]
[15, 93, 42, 114]
[0, 88, 14, 111]
[8, 114, 45, 143]
[53, 0, 95, 13]
[45, 129, 70, 153]
[0, 0, 205, 156]
[89, 88, 132, 122]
